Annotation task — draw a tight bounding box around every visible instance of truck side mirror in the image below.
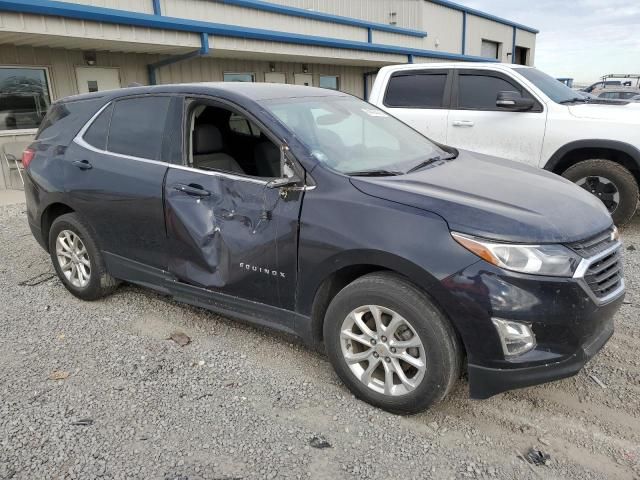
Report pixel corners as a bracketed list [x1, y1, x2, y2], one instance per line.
[496, 91, 535, 112]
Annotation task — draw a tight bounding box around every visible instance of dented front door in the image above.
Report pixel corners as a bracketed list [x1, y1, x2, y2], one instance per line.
[164, 167, 302, 308]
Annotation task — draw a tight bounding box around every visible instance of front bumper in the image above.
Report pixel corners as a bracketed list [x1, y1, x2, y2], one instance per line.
[435, 257, 624, 399]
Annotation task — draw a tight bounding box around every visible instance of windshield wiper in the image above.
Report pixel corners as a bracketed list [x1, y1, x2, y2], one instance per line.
[345, 169, 403, 177]
[559, 97, 589, 104]
[406, 154, 456, 174]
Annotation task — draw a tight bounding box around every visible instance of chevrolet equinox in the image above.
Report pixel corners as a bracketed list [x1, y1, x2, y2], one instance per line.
[24, 83, 625, 413]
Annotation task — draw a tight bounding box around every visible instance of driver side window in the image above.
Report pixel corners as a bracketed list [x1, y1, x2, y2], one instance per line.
[187, 101, 282, 178]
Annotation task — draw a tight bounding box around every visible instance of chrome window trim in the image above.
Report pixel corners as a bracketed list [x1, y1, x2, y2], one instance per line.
[572, 241, 625, 305]
[73, 100, 288, 186]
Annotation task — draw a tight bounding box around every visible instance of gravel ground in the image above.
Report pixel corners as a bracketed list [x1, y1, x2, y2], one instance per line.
[0, 202, 638, 480]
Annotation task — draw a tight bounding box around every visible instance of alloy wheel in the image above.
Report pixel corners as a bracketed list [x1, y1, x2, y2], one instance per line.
[340, 305, 426, 396]
[576, 175, 620, 213]
[56, 229, 91, 288]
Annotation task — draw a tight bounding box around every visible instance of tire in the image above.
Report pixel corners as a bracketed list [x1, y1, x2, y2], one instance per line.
[323, 272, 461, 414]
[561, 159, 639, 226]
[48, 213, 119, 301]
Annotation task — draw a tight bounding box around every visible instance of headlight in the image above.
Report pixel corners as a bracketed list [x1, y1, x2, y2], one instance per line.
[452, 232, 580, 277]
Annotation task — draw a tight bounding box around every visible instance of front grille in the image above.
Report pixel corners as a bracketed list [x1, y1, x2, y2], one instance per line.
[583, 249, 623, 299]
[568, 228, 624, 301]
[568, 227, 616, 258]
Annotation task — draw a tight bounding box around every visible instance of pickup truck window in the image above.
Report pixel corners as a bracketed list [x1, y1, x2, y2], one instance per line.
[514, 67, 580, 104]
[458, 74, 519, 110]
[384, 73, 447, 108]
[262, 96, 446, 174]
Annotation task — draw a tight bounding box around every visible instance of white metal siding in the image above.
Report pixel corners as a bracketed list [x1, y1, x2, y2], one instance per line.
[71, 0, 154, 14]
[515, 29, 536, 65]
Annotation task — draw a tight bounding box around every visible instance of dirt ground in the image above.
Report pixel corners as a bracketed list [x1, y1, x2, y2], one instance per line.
[0, 202, 638, 480]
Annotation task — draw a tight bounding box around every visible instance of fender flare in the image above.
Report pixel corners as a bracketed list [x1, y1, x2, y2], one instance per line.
[544, 139, 640, 173]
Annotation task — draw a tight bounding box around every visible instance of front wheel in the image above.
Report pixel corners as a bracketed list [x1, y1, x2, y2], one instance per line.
[323, 272, 461, 414]
[562, 159, 639, 226]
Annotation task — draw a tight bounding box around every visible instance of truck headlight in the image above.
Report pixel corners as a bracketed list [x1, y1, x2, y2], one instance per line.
[452, 232, 580, 277]
[492, 318, 536, 357]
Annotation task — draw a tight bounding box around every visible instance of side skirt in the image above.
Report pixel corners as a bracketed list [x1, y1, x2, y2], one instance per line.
[103, 251, 308, 340]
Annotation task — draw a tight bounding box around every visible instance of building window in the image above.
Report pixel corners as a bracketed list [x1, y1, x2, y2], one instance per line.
[223, 73, 255, 82]
[0, 66, 52, 131]
[319, 75, 339, 90]
[480, 40, 501, 60]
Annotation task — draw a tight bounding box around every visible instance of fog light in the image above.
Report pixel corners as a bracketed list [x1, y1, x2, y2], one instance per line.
[491, 318, 536, 357]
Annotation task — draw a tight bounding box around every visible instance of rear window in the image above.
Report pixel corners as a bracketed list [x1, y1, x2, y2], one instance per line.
[384, 73, 447, 108]
[106, 96, 171, 160]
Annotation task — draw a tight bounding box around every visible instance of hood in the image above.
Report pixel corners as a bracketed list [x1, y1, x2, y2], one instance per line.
[350, 151, 612, 243]
[568, 102, 640, 120]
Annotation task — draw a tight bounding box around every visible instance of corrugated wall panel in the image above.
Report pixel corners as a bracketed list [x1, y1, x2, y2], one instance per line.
[163, 0, 367, 42]
[264, 0, 424, 30]
[465, 14, 513, 62]
[422, 2, 462, 53]
[71, 0, 154, 14]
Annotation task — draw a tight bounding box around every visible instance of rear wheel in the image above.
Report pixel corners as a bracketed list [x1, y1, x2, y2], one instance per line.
[562, 159, 638, 226]
[49, 213, 119, 300]
[323, 272, 461, 414]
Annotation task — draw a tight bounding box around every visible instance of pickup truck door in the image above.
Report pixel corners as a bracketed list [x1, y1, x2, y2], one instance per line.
[164, 98, 303, 309]
[375, 69, 452, 144]
[447, 69, 546, 167]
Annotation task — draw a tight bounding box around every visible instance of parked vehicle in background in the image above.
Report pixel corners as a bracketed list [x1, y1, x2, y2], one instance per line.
[23, 83, 624, 413]
[593, 88, 640, 101]
[582, 74, 640, 93]
[369, 63, 640, 225]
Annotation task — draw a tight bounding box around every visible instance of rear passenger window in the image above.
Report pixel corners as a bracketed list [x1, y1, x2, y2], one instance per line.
[83, 104, 113, 150]
[457, 75, 519, 110]
[384, 74, 447, 108]
[107, 97, 171, 160]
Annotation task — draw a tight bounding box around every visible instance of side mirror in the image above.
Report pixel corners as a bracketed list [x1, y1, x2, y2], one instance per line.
[266, 175, 301, 189]
[496, 91, 535, 112]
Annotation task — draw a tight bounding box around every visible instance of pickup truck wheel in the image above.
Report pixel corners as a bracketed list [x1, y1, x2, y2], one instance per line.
[49, 213, 119, 301]
[323, 272, 461, 414]
[562, 159, 639, 226]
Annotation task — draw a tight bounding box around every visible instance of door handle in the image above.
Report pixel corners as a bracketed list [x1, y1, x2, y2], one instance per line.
[452, 120, 475, 127]
[173, 183, 211, 197]
[72, 159, 92, 170]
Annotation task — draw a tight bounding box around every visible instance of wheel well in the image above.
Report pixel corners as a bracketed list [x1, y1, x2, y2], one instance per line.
[41, 203, 74, 251]
[551, 147, 640, 184]
[310, 265, 388, 346]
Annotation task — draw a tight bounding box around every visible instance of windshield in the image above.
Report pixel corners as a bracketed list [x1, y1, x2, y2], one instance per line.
[260, 96, 447, 174]
[514, 67, 584, 104]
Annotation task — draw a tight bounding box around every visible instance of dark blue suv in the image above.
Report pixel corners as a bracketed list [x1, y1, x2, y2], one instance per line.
[23, 83, 625, 413]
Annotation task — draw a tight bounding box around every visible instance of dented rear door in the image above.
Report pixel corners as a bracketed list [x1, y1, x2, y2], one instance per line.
[164, 167, 302, 308]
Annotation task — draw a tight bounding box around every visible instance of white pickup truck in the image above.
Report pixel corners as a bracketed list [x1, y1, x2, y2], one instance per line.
[369, 63, 640, 225]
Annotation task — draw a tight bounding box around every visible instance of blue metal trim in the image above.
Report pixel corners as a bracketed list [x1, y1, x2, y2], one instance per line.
[148, 30, 210, 85]
[428, 0, 539, 34]
[152, 0, 161, 15]
[220, 0, 427, 38]
[511, 26, 516, 64]
[0, 0, 497, 63]
[407, 54, 414, 64]
[461, 11, 466, 55]
[367, 27, 372, 44]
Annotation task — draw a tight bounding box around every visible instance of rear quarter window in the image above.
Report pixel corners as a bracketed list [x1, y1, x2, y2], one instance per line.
[36, 98, 105, 142]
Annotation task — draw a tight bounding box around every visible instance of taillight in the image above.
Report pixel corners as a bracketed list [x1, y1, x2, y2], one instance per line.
[22, 148, 35, 169]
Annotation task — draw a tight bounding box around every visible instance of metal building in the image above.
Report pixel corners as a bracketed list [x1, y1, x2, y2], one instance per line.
[0, 0, 537, 189]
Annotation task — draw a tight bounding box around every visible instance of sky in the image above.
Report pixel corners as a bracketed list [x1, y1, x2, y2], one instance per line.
[459, 0, 640, 85]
